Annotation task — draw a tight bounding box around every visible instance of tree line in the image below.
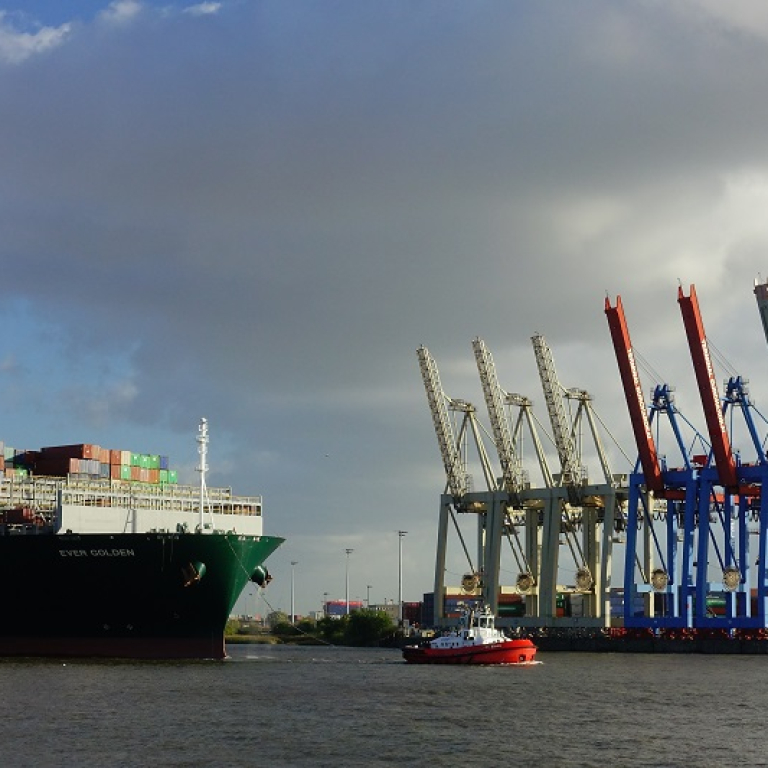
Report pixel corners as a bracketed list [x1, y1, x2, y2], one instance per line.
[228, 608, 397, 646]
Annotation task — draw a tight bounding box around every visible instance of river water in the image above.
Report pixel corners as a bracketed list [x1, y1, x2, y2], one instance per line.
[0, 643, 765, 767]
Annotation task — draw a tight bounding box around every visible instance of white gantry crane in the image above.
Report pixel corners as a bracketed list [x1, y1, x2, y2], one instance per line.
[419, 339, 625, 629]
[531, 334, 584, 495]
[472, 337, 527, 494]
[417, 345, 497, 500]
[417, 345, 499, 623]
[531, 333, 623, 625]
[472, 337, 554, 618]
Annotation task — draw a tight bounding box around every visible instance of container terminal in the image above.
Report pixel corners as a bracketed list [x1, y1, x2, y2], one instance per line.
[417, 279, 768, 652]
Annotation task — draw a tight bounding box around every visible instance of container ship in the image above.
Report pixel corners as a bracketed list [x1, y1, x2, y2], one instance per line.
[0, 419, 283, 660]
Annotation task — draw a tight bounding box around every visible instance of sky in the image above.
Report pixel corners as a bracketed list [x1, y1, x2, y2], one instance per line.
[4, 0, 768, 618]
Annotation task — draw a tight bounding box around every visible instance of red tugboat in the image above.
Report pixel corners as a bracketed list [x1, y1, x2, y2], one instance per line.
[402, 605, 537, 665]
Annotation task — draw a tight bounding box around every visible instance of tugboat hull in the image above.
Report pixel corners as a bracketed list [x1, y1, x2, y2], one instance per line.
[403, 638, 537, 665]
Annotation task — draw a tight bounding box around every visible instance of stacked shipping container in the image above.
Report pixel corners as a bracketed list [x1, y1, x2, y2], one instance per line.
[1, 442, 177, 484]
[1, 442, 27, 479]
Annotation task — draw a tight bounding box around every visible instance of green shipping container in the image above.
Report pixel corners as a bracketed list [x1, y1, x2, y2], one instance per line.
[149, 454, 160, 469]
[131, 453, 141, 467]
[121, 465, 132, 480]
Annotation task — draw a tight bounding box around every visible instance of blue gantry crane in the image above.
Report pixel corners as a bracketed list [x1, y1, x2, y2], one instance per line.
[605, 285, 768, 632]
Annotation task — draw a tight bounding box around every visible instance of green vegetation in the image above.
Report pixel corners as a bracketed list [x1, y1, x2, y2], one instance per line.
[226, 608, 396, 646]
[225, 617, 280, 644]
[315, 609, 395, 646]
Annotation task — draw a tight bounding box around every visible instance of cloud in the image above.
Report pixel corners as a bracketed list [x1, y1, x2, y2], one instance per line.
[679, 0, 768, 43]
[97, 0, 143, 26]
[182, 2, 222, 16]
[0, 11, 71, 64]
[4, 1, 768, 612]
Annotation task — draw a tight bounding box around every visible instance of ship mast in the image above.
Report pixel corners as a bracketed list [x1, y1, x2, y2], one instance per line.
[197, 417, 210, 531]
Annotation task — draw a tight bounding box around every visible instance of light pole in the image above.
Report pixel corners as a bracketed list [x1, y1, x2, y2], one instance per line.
[290, 561, 298, 624]
[398, 531, 407, 626]
[323, 591, 328, 617]
[345, 548, 354, 614]
[366, 584, 372, 608]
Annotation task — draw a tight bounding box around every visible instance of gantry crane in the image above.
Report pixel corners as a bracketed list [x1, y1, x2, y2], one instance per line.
[531, 333, 623, 625]
[604, 295, 664, 495]
[605, 286, 768, 631]
[678, 284, 768, 629]
[472, 338, 527, 495]
[531, 334, 584, 496]
[472, 337, 553, 621]
[605, 294, 709, 628]
[678, 285, 738, 490]
[417, 345, 504, 625]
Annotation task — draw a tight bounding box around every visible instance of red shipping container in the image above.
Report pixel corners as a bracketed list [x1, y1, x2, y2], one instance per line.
[5, 507, 35, 523]
[41, 444, 96, 459]
[34, 456, 71, 476]
[110, 450, 122, 465]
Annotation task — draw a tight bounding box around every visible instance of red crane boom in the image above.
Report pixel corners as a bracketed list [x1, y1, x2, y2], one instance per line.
[677, 284, 738, 489]
[604, 295, 664, 493]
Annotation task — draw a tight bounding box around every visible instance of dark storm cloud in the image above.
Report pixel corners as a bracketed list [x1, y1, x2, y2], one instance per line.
[3, 0, 768, 610]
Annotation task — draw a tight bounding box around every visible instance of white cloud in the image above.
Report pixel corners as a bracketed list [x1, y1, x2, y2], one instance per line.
[183, 2, 222, 16]
[98, 0, 143, 26]
[679, 0, 768, 43]
[0, 11, 71, 64]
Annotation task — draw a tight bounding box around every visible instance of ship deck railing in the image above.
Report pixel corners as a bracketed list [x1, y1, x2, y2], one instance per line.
[0, 475, 262, 517]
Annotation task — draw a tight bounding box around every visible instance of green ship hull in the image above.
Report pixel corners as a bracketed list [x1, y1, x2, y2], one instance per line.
[0, 531, 283, 659]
